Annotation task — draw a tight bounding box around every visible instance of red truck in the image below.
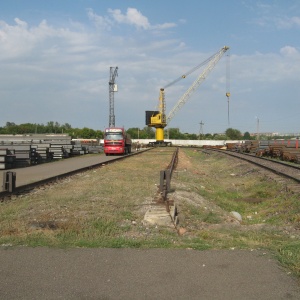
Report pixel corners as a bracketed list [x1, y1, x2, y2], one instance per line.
[104, 127, 132, 155]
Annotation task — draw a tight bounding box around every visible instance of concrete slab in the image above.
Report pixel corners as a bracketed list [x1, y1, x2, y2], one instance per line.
[1, 247, 299, 300]
[144, 206, 173, 226]
[143, 204, 177, 226]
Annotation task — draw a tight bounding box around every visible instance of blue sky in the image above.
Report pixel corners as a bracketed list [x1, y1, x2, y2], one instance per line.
[0, 0, 299, 135]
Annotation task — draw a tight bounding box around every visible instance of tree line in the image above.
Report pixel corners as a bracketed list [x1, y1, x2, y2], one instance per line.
[0, 122, 103, 139]
[126, 127, 253, 140]
[0, 121, 260, 140]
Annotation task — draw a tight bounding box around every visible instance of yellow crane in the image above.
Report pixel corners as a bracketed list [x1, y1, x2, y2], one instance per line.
[145, 46, 229, 145]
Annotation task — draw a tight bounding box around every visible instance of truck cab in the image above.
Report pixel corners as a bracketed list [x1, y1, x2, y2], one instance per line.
[104, 128, 132, 155]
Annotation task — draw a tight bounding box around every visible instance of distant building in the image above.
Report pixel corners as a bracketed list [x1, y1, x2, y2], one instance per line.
[250, 132, 299, 137]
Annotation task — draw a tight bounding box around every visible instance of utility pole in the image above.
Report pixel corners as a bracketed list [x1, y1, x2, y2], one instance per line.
[109, 66, 118, 128]
[199, 120, 204, 140]
[256, 117, 260, 140]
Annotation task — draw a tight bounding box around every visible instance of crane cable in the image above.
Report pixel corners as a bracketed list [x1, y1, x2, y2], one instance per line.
[163, 50, 222, 89]
[226, 49, 231, 126]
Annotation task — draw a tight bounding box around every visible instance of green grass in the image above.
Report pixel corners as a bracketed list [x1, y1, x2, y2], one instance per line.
[173, 148, 300, 276]
[277, 241, 300, 275]
[1, 147, 300, 277]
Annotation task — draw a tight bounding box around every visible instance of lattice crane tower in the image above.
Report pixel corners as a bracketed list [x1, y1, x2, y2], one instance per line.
[108, 66, 118, 128]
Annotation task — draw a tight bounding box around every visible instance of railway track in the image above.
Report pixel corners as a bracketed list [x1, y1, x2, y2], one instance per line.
[0, 150, 149, 201]
[211, 149, 300, 193]
[3, 143, 298, 204]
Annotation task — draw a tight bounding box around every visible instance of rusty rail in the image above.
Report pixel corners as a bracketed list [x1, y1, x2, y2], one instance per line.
[211, 149, 300, 193]
[159, 147, 179, 202]
[0, 149, 149, 201]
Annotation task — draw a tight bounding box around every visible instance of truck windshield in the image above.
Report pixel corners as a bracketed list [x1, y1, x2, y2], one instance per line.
[105, 133, 123, 140]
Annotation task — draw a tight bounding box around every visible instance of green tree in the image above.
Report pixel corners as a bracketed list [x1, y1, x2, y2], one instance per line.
[4, 122, 18, 134]
[139, 126, 155, 139]
[213, 133, 227, 140]
[204, 133, 213, 140]
[225, 128, 242, 140]
[78, 127, 96, 139]
[167, 128, 181, 139]
[54, 122, 60, 133]
[5, 122, 16, 127]
[46, 121, 55, 133]
[63, 123, 72, 130]
[187, 133, 198, 140]
[243, 131, 251, 140]
[127, 128, 139, 139]
[17, 123, 34, 134]
[95, 130, 104, 139]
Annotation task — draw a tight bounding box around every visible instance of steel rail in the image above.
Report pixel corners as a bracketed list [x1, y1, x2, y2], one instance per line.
[211, 149, 300, 186]
[243, 152, 300, 171]
[168, 147, 179, 178]
[0, 150, 149, 201]
[158, 148, 179, 208]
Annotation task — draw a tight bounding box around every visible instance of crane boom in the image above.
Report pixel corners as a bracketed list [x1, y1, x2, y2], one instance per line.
[145, 46, 229, 145]
[166, 46, 229, 124]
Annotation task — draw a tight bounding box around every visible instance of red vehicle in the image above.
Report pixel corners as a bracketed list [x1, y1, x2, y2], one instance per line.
[104, 127, 132, 155]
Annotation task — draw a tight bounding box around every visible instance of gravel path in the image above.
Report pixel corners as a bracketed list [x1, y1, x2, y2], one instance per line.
[0, 154, 121, 187]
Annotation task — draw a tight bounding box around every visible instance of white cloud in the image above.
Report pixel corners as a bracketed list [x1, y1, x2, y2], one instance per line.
[250, 2, 300, 31]
[277, 16, 300, 29]
[105, 7, 176, 31]
[14, 18, 28, 28]
[0, 7, 300, 134]
[232, 48, 300, 86]
[0, 18, 38, 58]
[87, 8, 112, 31]
[280, 45, 299, 56]
[108, 7, 150, 29]
[152, 23, 177, 30]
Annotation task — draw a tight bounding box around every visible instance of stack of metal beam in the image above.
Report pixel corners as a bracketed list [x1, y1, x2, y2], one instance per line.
[0, 149, 15, 170]
[0, 144, 34, 167]
[0, 134, 73, 169]
[71, 140, 86, 155]
[87, 145, 103, 153]
[43, 135, 72, 159]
